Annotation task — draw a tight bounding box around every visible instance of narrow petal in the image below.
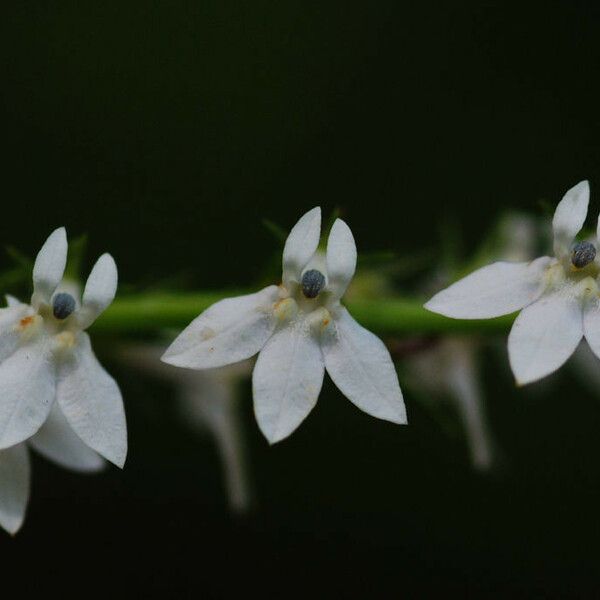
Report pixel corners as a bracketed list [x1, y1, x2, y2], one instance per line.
[0, 335, 56, 450]
[5, 295, 21, 308]
[0, 444, 30, 535]
[77, 253, 118, 329]
[57, 333, 127, 468]
[508, 286, 584, 385]
[253, 321, 324, 444]
[326, 218, 357, 299]
[552, 180, 589, 257]
[424, 257, 552, 319]
[282, 207, 321, 285]
[29, 403, 104, 473]
[162, 286, 279, 369]
[322, 307, 406, 424]
[179, 378, 252, 513]
[32, 227, 68, 306]
[443, 340, 494, 471]
[0, 303, 33, 362]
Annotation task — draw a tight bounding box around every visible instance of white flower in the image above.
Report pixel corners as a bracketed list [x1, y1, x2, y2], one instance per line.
[120, 343, 253, 513]
[162, 208, 407, 443]
[406, 337, 496, 471]
[425, 180, 600, 385]
[0, 228, 127, 466]
[0, 403, 104, 535]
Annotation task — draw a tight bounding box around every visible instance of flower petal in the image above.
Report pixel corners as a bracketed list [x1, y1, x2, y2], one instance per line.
[508, 286, 583, 385]
[5, 295, 21, 308]
[162, 286, 279, 369]
[32, 227, 68, 307]
[253, 321, 324, 444]
[326, 218, 357, 299]
[57, 333, 127, 468]
[0, 302, 33, 362]
[29, 402, 104, 473]
[424, 257, 552, 319]
[77, 253, 118, 329]
[442, 340, 494, 471]
[322, 307, 406, 424]
[282, 207, 321, 285]
[552, 180, 589, 257]
[0, 335, 56, 450]
[0, 444, 30, 535]
[179, 377, 252, 513]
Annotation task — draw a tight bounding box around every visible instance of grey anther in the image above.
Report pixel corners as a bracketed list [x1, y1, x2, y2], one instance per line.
[301, 269, 326, 299]
[571, 241, 596, 269]
[52, 293, 76, 320]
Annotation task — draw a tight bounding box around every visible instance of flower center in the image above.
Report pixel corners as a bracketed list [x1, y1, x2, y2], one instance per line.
[301, 269, 325, 299]
[571, 241, 596, 269]
[52, 293, 76, 320]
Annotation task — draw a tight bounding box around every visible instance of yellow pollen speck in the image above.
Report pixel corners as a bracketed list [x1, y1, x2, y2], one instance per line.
[576, 276, 598, 298]
[15, 314, 42, 340]
[308, 307, 332, 333]
[19, 316, 34, 329]
[273, 297, 297, 321]
[55, 331, 76, 350]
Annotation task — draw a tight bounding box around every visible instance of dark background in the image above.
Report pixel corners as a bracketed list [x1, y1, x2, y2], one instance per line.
[2, 2, 600, 597]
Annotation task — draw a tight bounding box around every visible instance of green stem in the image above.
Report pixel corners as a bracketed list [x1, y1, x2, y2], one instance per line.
[90, 291, 514, 336]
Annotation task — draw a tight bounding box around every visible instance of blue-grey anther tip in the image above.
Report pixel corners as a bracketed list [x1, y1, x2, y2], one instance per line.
[571, 241, 596, 269]
[52, 293, 76, 320]
[301, 269, 326, 299]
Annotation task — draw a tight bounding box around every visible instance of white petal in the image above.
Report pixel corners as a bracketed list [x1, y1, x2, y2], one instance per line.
[179, 378, 252, 513]
[5, 295, 21, 308]
[0, 444, 30, 535]
[57, 333, 127, 468]
[32, 227, 68, 306]
[443, 340, 494, 471]
[77, 253, 118, 329]
[162, 286, 279, 369]
[424, 257, 552, 319]
[552, 180, 589, 256]
[0, 303, 33, 362]
[29, 402, 105, 473]
[326, 218, 357, 299]
[508, 286, 583, 385]
[0, 335, 56, 450]
[322, 307, 406, 424]
[253, 321, 324, 444]
[282, 207, 321, 285]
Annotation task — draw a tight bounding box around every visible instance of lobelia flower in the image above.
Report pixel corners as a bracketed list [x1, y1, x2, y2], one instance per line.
[0, 402, 104, 534]
[162, 208, 407, 444]
[0, 228, 127, 467]
[425, 180, 600, 385]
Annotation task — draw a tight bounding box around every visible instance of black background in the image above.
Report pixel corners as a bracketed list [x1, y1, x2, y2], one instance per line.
[2, 2, 600, 597]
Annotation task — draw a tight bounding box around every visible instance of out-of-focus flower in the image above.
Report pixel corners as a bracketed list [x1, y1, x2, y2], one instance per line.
[426, 181, 600, 385]
[0, 228, 127, 467]
[405, 212, 540, 469]
[405, 338, 495, 470]
[0, 403, 104, 534]
[163, 208, 406, 444]
[120, 344, 253, 513]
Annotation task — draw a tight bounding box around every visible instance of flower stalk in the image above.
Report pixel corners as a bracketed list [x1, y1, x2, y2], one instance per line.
[90, 291, 514, 336]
